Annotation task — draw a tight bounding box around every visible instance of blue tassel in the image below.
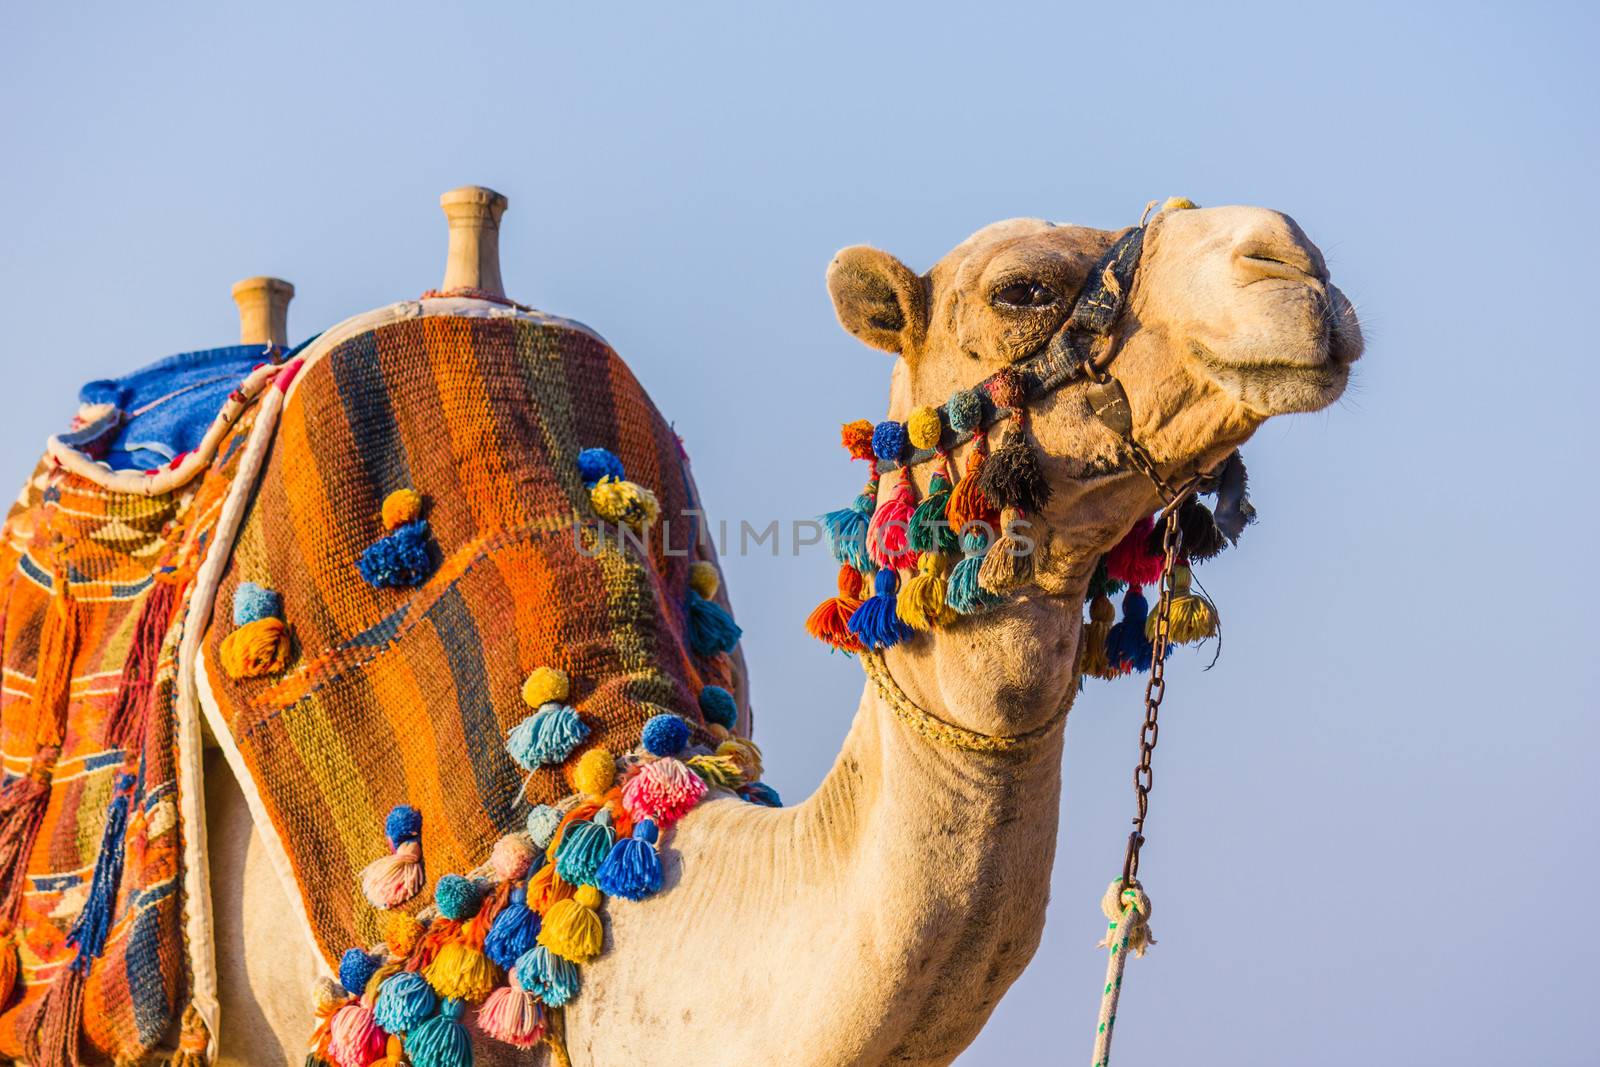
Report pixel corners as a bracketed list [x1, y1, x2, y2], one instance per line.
[553, 814, 615, 886]
[505, 704, 588, 769]
[946, 530, 1001, 615]
[66, 773, 135, 970]
[1106, 587, 1154, 672]
[357, 520, 435, 588]
[686, 590, 742, 656]
[847, 569, 912, 649]
[406, 998, 472, 1067]
[640, 713, 691, 756]
[576, 447, 625, 487]
[698, 685, 738, 730]
[596, 819, 662, 901]
[822, 495, 875, 571]
[740, 781, 782, 807]
[373, 970, 437, 1033]
[232, 582, 282, 625]
[338, 946, 383, 997]
[514, 946, 580, 1007]
[483, 886, 541, 969]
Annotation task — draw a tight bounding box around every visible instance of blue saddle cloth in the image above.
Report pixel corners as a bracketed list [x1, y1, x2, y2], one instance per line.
[79, 344, 283, 470]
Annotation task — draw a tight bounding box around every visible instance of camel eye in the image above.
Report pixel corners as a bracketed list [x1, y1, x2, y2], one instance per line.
[991, 280, 1058, 309]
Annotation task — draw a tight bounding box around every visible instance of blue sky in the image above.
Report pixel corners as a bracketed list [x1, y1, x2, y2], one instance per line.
[3, 1, 1595, 1062]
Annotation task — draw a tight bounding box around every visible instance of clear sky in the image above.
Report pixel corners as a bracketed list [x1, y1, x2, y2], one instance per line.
[3, 1, 1595, 1063]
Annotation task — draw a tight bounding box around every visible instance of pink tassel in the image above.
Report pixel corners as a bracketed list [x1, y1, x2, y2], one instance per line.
[490, 833, 537, 881]
[327, 1002, 388, 1067]
[620, 758, 707, 829]
[478, 981, 546, 1049]
[360, 840, 424, 909]
[866, 470, 918, 571]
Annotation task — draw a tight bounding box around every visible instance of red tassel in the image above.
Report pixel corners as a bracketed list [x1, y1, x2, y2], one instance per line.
[32, 598, 80, 749]
[805, 566, 865, 651]
[25, 964, 85, 1067]
[1104, 515, 1163, 586]
[0, 752, 55, 925]
[104, 580, 180, 748]
[0, 931, 18, 1009]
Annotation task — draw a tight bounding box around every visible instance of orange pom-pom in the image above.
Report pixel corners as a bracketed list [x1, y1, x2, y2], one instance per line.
[381, 489, 424, 530]
[805, 565, 865, 651]
[220, 617, 292, 678]
[840, 420, 876, 461]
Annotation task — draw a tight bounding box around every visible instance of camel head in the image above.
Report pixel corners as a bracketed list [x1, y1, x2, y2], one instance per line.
[827, 202, 1364, 593]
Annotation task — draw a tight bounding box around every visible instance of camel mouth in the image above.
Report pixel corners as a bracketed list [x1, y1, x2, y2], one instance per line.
[1191, 334, 1353, 416]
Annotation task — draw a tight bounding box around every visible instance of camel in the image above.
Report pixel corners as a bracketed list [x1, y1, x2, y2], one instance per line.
[194, 191, 1361, 1065]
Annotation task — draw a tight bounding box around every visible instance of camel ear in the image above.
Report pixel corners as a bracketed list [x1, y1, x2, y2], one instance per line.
[827, 246, 928, 355]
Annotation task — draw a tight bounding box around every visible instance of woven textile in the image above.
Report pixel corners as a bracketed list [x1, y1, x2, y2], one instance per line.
[0, 379, 273, 1063]
[201, 312, 743, 965]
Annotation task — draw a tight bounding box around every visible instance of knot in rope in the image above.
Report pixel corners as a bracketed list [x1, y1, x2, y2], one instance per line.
[1097, 878, 1155, 958]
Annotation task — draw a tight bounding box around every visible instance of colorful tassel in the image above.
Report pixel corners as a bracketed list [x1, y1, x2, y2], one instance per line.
[946, 388, 985, 435]
[977, 507, 1036, 595]
[575, 447, 624, 487]
[741, 781, 783, 807]
[866, 470, 918, 571]
[27, 960, 85, 1067]
[1078, 593, 1120, 679]
[596, 819, 662, 901]
[806, 565, 866, 651]
[477, 981, 545, 1050]
[839, 419, 876, 461]
[822, 494, 875, 572]
[1086, 556, 1126, 601]
[373, 971, 436, 1034]
[947, 437, 1000, 536]
[489, 833, 538, 881]
[432, 875, 483, 922]
[686, 589, 742, 656]
[103, 579, 179, 747]
[620, 757, 707, 828]
[698, 684, 739, 729]
[64, 773, 134, 969]
[906, 406, 943, 450]
[907, 468, 956, 554]
[328, 1002, 387, 1067]
[976, 425, 1050, 514]
[483, 887, 541, 969]
[1212, 451, 1256, 544]
[527, 861, 575, 914]
[525, 805, 563, 850]
[361, 805, 425, 909]
[519, 666, 569, 709]
[505, 704, 588, 769]
[404, 998, 472, 1067]
[0, 931, 16, 1007]
[423, 938, 500, 1003]
[1150, 564, 1219, 645]
[1174, 497, 1227, 562]
[946, 530, 1001, 615]
[538, 885, 605, 964]
[871, 420, 908, 462]
[640, 713, 691, 757]
[1105, 516, 1163, 586]
[897, 553, 952, 630]
[513, 946, 580, 1008]
[1107, 586, 1154, 672]
[687, 752, 745, 790]
[357, 520, 435, 589]
[220, 616, 292, 678]
[589, 476, 660, 532]
[340, 949, 383, 1000]
[553, 813, 615, 886]
[848, 568, 913, 649]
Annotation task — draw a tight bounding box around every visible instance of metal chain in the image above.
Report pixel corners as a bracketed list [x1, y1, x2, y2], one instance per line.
[1119, 504, 1183, 891]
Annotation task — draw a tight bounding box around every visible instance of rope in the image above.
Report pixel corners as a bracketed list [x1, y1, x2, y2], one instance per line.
[857, 650, 1066, 754]
[1090, 879, 1153, 1067]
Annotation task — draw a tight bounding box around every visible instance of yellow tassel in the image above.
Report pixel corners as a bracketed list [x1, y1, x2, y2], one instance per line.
[687, 560, 720, 599]
[568, 746, 616, 796]
[537, 885, 605, 964]
[1078, 593, 1119, 679]
[589, 477, 660, 532]
[521, 666, 570, 708]
[423, 939, 501, 1002]
[1145, 565, 1218, 646]
[383, 911, 425, 958]
[686, 753, 745, 790]
[381, 488, 424, 530]
[715, 738, 763, 781]
[1161, 196, 1197, 212]
[906, 406, 942, 450]
[219, 617, 291, 678]
[977, 508, 1035, 595]
[897, 553, 953, 630]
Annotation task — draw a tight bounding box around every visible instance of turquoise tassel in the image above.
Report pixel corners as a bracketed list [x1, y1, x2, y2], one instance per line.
[946, 530, 1001, 615]
[405, 998, 472, 1067]
[505, 704, 588, 769]
[514, 946, 580, 1007]
[373, 971, 437, 1033]
[822, 494, 875, 571]
[553, 814, 615, 886]
[686, 590, 742, 656]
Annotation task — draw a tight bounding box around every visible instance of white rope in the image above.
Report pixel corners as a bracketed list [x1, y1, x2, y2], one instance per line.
[1090, 878, 1153, 1067]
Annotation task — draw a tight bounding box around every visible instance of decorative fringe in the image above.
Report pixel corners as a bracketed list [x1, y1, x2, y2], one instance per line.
[822, 495, 875, 572]
[65, 773, 135, 968]
[483, 887, 541, 969]
[506, 704, 589, 770]
[0, 754, 54, 926]
[423, 939, 500, 1004]
[847, 569, 912, 649]
[478, 982, 545, 1049]
[1105, 516, 1163, 586]
[25, 961, 85, 1067]
[977, 507, 1035, 595]
[946, 436, 999, 535]
[806, 565, 865, 651]
[686, 752, 745, 790]
[907, 469, 955, 554]
[866, 470, 918, 571]
[513, 945, 580, 1008]
[1078, 593, 1120, 679]
[1213, 451, 1256, 544]
[897, 553, 952, 631]
[0, 931, 16, 1007]
[361, 806, 425, 909]
[538, 885, 605, 964]
[373, 971, 437, 1033]
[621, 758, 707, 828]
[169, 1002, 213, 1067]
[1106, 586, 1154, 673]
[1149, 565, 1219, 645]
[975, 426, 1051, 514]
[527, 863, 575, 915]
[328, 1002, 387, 1067]
[104, 579, 178, 747]
[32, 597, 80, 748]
[404, 998, 472, 1067]
[946, 530, 1001, 615]
[685, 589, 742, 656]
[553, 815, 615, 886]
[1175, 497, 1227, 562]
[596, 819, 662, 901]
